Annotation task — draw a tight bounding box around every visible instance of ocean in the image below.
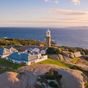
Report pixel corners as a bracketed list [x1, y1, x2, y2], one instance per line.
[0, 27, 88, 49]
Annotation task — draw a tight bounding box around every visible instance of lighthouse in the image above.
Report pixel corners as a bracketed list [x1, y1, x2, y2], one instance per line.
[46, 29, 51, 47]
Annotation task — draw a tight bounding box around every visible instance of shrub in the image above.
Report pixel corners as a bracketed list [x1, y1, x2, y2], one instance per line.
[48, 81, 58, 88]
[46, 47, 60, 54]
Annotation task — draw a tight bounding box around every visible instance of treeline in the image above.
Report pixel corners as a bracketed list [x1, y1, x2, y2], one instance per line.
[0, 38, 45, 47]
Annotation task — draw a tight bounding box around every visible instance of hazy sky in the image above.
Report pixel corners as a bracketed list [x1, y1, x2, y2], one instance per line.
[0, 0, 88, 27]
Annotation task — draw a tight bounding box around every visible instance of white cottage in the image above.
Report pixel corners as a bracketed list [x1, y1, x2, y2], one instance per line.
[7, 47, 48, 65]
[0, 47, 18, 58]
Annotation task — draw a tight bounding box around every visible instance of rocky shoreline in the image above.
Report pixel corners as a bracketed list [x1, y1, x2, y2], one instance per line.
[0, 64, 87, 88]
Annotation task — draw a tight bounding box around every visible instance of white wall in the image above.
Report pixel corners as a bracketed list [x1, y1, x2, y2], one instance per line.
[27, 55, 48, 65]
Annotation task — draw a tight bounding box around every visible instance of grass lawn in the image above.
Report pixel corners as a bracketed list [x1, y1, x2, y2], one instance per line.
[70, 58, 80, 64]
[0, 58, 25, 73]
[38, 58, 70, 68]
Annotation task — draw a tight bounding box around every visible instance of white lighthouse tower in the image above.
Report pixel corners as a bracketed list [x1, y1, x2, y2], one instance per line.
[46, 29, 51, 47]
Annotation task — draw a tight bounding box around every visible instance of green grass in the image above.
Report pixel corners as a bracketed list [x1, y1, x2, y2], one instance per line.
[70, 58, 80, 64]
[85, 82, 88, 88]
[0, 58, 25, 73]
[38, 58, 70, 68]
[39, 58, 88, 76]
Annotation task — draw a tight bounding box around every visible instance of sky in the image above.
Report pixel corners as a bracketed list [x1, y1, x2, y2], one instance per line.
[0, 0, 88, 27]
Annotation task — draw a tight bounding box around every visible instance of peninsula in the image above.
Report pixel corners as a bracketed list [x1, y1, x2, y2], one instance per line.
[0, 30, 88, 88]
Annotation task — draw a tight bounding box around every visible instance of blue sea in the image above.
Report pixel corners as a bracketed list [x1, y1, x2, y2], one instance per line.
[0, 27, 88, 49]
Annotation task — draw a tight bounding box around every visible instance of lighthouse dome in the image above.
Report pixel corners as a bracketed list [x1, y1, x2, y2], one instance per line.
[46, 29, 51, 37]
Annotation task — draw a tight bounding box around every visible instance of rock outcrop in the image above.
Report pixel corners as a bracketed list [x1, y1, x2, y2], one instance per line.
[0, 64, 86, 88]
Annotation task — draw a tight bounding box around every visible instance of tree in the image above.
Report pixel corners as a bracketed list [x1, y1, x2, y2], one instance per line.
[46, 47, 60, 54]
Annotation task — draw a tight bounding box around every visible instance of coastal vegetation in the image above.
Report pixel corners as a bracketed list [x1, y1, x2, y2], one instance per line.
[0, 38, 45, 47]
[70, 58, 80, 64]
[85, 83, 88, 88]
[0, 38, 88, 55]
[0, 58, 73, 73]
[0, 58, 25, 73]
[39, 58, 69, 68]
[0, 57, 70, 73]
[46, 47, 61, 54]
